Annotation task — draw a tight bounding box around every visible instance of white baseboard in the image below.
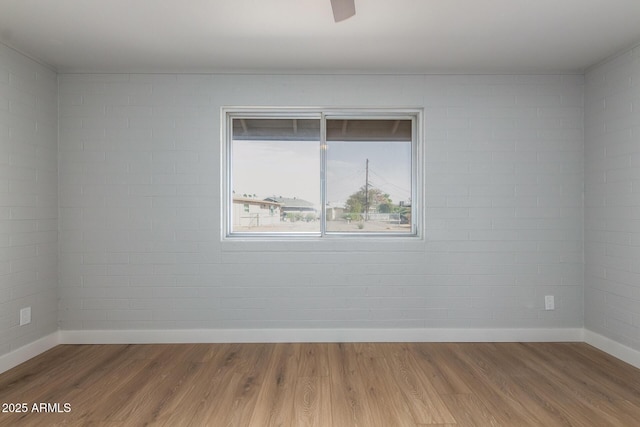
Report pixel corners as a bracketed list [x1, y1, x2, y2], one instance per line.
[0, 332, 60, 375]
[58, 327, 585, 345]
[15, 328, 640, 377]
[584, 329, 640, 370]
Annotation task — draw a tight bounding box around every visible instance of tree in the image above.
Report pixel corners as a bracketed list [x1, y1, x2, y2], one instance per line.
[344, 186, 393, 218]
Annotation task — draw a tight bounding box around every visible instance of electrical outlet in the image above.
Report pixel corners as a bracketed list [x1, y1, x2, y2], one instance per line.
[20, 307, 31, 326]
[544, 295, 555, 311]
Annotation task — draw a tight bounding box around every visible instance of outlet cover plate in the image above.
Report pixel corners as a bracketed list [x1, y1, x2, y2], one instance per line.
[544, 295, 555, 311]
[20, 307, 31, 326]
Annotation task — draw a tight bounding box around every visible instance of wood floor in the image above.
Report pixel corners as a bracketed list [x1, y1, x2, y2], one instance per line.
[1, 342, 640, 426]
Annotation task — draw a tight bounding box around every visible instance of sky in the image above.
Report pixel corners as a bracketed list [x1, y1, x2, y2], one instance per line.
[232, 139, 412, 207]
[232, 139, 321, 205]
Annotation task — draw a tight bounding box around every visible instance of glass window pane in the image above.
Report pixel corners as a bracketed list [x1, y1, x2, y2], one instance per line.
[325, 119, 413, 233]
[231, 118, 321, 233]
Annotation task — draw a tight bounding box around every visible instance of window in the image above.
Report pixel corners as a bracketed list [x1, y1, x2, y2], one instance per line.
[222, 109, 421, 238]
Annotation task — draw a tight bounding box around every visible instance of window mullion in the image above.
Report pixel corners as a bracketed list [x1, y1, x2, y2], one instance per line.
[320, 114, 328, 237]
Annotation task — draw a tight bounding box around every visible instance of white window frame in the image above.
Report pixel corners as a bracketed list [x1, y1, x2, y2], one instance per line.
[221, 107, 423, 240]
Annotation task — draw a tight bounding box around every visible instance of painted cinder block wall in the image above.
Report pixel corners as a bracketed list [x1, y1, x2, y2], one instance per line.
[585, 45, 640, 351]
[5, 37, 640, 359]
[56, 73, 585, 332]
[0, 44, 58, 356]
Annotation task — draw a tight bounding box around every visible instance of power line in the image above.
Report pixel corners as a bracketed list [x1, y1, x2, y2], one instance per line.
[368, 169, 410, 199]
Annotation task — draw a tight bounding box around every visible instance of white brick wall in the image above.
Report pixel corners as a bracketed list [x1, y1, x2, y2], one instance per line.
[585, 45, 640, 351]
[0, 45, 58, 357]
[57, 73, 584, 331]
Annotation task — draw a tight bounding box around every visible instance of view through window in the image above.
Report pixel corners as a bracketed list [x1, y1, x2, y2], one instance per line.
[225, 111, 419, 237]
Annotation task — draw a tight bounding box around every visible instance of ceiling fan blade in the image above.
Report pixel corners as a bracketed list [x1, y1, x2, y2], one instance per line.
[330, 0, 356, 22]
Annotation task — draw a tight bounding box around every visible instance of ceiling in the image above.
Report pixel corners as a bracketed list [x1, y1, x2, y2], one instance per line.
[1, 0, 640, 74]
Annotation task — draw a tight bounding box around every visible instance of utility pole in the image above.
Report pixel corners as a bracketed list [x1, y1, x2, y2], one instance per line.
[365, 158, 369, 221]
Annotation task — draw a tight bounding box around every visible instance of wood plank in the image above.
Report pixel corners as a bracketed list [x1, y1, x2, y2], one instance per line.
[179, 344, 251, 426]
[505, 342, 640, 426]
[327, 342, 379, 427]
[295, 343, 329, 377]
[293, 376, 331, 427]
[440, 393, 500, 426]
[382, 342, 457, 424]
[458, 342, 577, 426]
[351, 342, 416, 426]
[166, 343, 245, 426]
[207, 343, 274, 427]
[1, 342, 640, 426]
[435, 343, 541, 426]
[410, 343, 472, 395]
[246, 343, 298, 427]
[0, 345, 121, 402]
